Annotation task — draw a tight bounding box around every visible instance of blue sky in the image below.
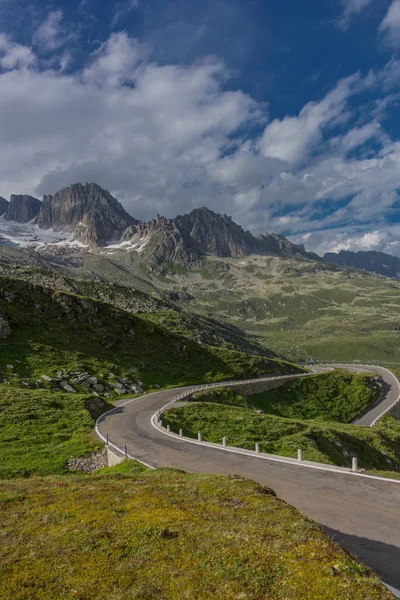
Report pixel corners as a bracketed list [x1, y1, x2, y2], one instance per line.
[1, 0, 400, 255]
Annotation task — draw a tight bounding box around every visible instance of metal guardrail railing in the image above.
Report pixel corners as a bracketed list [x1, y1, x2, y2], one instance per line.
[150, 365, 400, 478]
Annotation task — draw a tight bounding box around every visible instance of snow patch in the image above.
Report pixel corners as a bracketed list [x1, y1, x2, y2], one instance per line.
[0, 216, 86, 249]
[105, 236, 150, 253]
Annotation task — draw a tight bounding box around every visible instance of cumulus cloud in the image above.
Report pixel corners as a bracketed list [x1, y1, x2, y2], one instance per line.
[1, 26, 400, 255]
[293, 226, 400, 257]
[33, 10, 66, 51]
[0, 33, 35, 69]
[0, 31, 263, 221]
[258, 75, 359, 165]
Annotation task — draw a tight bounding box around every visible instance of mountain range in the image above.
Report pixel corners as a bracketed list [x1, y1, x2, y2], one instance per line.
[1, 182, 400, 281]
[324, 250, 400, 280]
[0, 182, 317, 264]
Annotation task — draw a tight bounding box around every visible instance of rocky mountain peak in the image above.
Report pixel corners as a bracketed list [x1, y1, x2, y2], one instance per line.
[5, 195, 41, 224]
[258, 233, 320, 260]
[36, 182, 137, 246]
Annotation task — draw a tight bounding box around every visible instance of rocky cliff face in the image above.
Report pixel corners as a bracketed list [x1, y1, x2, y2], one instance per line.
[0, 182, 319, 264]
[4, 195, 41, 223]
[324, 250, 400, 280]
[122, 207, 318, 265]
[0, 197, 8, 216]
[36, 183, 136, 246]
[258, 233, 320, 260]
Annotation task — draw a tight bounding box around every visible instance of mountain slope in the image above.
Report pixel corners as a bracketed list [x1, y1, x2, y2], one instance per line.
[148, 253, 400, 363]
[0, 275, 299, 391]
[36, 182, 136, 245]
[324, 249, 400, 280]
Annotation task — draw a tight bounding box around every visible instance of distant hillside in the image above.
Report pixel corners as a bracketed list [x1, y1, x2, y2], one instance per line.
[0, 276, 299, 393]
[324, 249, 400, 280]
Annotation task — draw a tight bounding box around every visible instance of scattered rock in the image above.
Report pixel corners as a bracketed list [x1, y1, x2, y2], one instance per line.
[60, 382, 76, 393]
[6, 364, 13, 370]
[40, 374, 52, 382]
[66, 448, 108, 473]
[114, 384, 127, 395]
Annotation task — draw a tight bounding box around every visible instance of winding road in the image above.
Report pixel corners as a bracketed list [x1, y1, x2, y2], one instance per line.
[96, 364, 400, 590]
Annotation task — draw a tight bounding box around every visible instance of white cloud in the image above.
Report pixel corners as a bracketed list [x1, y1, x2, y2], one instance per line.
[293, 226, 400, 257]
[379, 0, 400, 47]
[83, 32, 147, 86]
[338, 0, 376, 30]
[33, 10, 65, 51]
[1, 29, 400, 256]
[0, 32, 263, 221]
[258, 75, 359, 165]
[0, 33, 35, 69]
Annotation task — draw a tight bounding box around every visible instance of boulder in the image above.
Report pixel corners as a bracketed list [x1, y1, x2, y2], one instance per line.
[60, 382, 76, 393]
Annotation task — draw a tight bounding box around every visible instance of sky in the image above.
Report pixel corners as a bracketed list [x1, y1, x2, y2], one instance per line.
[2, 1, 400, 256]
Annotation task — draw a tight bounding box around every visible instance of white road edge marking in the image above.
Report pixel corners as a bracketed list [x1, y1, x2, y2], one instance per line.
[96, 364, 400, 482]
[150, 413, 400, 484]
[95, 397, 156, 469]
[384, 583, 400, 598]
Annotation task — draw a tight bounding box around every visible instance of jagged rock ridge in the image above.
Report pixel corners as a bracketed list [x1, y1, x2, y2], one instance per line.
[36, 183, 136, 246]
[324, 250, 400, 280]
[0, 182, 319, 262]
[123, 207, 317, 265]
[4, 195, 41, 223]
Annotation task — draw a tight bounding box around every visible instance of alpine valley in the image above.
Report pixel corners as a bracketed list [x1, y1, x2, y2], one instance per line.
[0, 181, 399, 365]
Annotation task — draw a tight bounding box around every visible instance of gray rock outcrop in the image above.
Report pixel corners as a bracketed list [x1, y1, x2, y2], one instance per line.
[122, 206, 318, 266]
[5, 195, 41, 223]
[36, 182, 136, 246]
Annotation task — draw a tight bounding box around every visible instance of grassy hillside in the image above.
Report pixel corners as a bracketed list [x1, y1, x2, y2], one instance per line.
[162, 381, 400, 473]
[0, 276, 303, 479]
[0, 276, 301, 391]
[188, 371, 381, 424]
[0, 384, 105, 479]
[0, 469, 391, 600]
[155, 255, 400, 363]
[247, 370, 381, 423]
[0, 260, 271, 356]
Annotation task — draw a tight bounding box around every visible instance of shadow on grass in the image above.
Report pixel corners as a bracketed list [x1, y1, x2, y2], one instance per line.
[324, 526, 400, 589]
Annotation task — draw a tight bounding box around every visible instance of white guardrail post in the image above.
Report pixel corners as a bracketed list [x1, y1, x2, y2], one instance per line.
[150, 368, 400, 477]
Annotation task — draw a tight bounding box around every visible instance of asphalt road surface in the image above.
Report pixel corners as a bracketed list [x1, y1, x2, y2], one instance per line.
[97, 364, 400, 589]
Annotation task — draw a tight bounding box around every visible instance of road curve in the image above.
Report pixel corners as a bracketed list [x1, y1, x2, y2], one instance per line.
[324, 364, 400, 426]
[96, 364, 400, 589]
